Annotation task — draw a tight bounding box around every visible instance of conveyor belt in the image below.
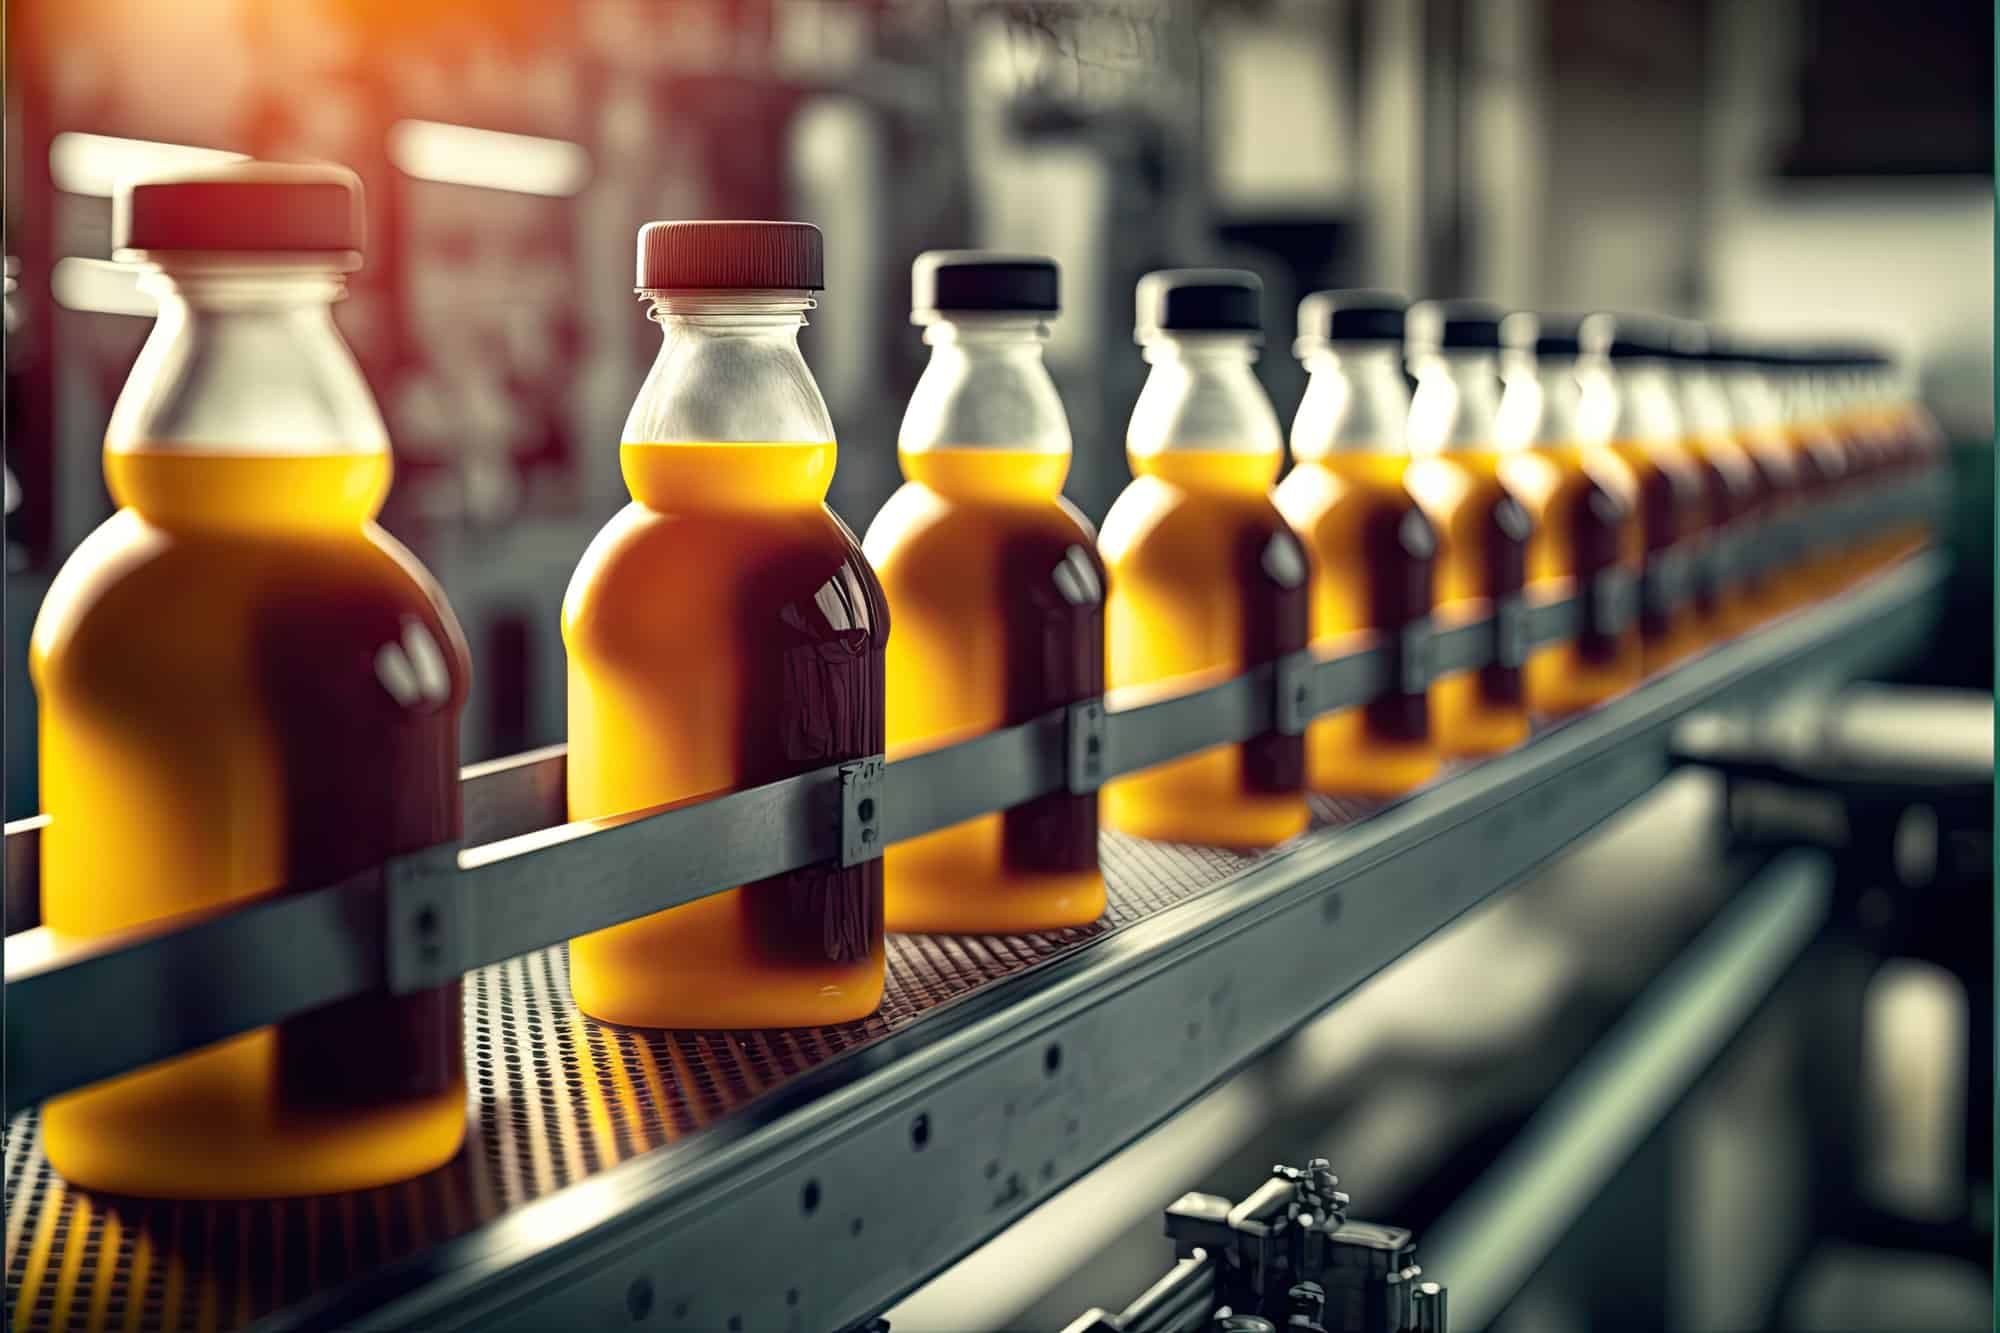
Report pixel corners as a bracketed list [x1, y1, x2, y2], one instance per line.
[3, 811, 1375, 1333]
[3, 553, 1947, 1333]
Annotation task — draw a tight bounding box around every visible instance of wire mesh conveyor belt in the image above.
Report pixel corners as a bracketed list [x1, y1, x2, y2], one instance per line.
[3, 547, 1948, 1333]
[4, 805, 1381, 1333]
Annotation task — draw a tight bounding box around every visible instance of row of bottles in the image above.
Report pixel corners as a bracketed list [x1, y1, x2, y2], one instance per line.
[30, 163, 1943, 1200]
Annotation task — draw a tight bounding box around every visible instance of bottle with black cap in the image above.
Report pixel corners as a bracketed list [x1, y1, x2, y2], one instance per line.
[1766, 346, 1856, 597]
[1401, 299, 1532, 756]
[564, 219, 888, 1028]
[1713, 337, 1812, 618]
[1099, 268, 1311, 848]
[1667, 320, 1768, 636]
[34, 161, 472, 1197]
[862, 252, 1106, 932]
[1578, 313, 1712, 670]
[1271, 290, 1440, 797]
[1484, 310, 1646, 715]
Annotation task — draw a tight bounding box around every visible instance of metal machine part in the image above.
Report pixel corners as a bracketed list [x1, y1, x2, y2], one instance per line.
[1060, 1159, 1445, 1333]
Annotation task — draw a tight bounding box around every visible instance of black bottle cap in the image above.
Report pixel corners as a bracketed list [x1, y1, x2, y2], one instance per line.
[1501, 312, 1595, 356]
[911, 250, 1058, 319]
[1593, 312, 1677, 360]
[1296, 289, 1406, 344]
[1135, 268, 1263, 339]
[1409, 299, 1505, 351]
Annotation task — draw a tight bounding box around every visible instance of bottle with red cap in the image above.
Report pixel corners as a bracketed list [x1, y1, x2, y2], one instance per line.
[863, 252, 1106, 933]
[563, 220, 888, 1028]
[32, 161, 472, 1197]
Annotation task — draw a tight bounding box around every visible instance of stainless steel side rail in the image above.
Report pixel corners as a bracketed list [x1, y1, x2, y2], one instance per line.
[0, 479, 1941, 1116]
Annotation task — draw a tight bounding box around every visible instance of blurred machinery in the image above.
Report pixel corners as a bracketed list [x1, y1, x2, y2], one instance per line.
[1063, 1159, 1447, 1333]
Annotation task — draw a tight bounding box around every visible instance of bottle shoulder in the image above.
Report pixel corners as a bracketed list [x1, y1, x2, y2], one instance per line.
[565, 501, 883, 646]
[35, 512, 468, 703]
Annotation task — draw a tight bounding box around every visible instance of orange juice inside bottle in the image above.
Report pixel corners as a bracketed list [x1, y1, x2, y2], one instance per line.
[35, 448, 470, 1199]
[1502, 444, 1643, 716]
[1100, 448, 1311, 847]
[867, 447, 1106, 932]
[564, 440, 887, 1028]
[1680, 430, 1767, 640]
[1276, 451, 1440, 796]
[1608, 439, 1707, 672]
[1403, 451, 1532, 756]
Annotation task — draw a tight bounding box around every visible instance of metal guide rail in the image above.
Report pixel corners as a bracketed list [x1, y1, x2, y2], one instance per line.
[0, 489, 1942, 1332]
[0, 476, 1938, 1112]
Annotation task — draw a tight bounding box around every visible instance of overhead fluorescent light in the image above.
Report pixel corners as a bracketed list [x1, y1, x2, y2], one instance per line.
[49, 132, 246, 198]
[386, 120, 591, 198]
[51, 257, 155, 317]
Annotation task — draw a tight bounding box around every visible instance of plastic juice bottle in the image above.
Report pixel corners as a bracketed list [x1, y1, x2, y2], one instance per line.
[1669, 323, 1766, 638]
[1403, 302, 1533, 757]
[1719, 343, 1810, 620]
[1099, 269, 1311, 848]
[1579, 316, 1710, 672]
[1773, 349, 1856, 596]
[1815, 349, 1882, 580]
[563, 221, 888, 1028]
[1875, 349, 1945, 559]
[863, 252, 1105, 932]
[32, 163, 469, 1198]
[1492, 311, 1643, 717]
[1273, 290, 1440, 797]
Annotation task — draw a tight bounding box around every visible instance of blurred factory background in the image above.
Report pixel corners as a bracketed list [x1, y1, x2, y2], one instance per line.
[1, 2, 1991, 1329]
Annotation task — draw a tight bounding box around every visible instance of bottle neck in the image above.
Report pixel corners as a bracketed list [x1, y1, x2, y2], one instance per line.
[1585, 357, 1681, 447]
[622, 290, 835, 510]
[899, 315, 1071, 502]
[104, 259, 389, 531]
[1412, 350, 1505, 454]
[1127, 334, 1282, 490]
[1290, 342, 1409, 461]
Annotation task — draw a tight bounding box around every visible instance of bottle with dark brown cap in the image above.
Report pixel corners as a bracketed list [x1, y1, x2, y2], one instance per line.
[34, 160, 471, 1197]
[562, 220, 889, 1028]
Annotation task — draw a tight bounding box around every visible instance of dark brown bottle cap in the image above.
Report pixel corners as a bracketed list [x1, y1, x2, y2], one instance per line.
[115, 161, 364, 257]
[637, 220, 824, 291]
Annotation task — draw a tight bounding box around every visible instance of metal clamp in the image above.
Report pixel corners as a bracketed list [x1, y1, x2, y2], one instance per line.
[384, 843, 471, 995]
[1274, 650, 1315, 737]
[1494, 594, 1529, 669]
[1590, 567, 1640, 638]
[1066, 699, 1108, 794]
[1399, 617, 1437, 695]
[838, 757, 886, 867]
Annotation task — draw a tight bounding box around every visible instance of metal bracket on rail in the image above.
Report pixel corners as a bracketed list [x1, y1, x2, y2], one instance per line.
[1067, 699, 1109, 793]
[1274, 650, 1316, 737]
[1061, 1157, 1447, 1333]
[384, 843, 472, 995]
[839, 757, 886, 867]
